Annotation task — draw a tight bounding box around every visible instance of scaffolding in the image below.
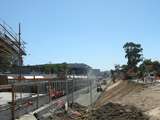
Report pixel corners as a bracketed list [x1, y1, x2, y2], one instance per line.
[0, 19, 25, 66]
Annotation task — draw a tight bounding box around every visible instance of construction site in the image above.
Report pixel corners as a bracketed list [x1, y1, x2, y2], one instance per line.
[0, 21, 160, 120]
[1, 1, 160, 120]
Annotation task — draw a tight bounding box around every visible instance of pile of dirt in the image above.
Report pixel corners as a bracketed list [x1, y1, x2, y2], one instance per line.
[90, 102, 149, 120]
[95, 80, 146, 108]
[71, 103, 87, 112]
[94, 80, 160, 119]
[51, 102, 149, 120]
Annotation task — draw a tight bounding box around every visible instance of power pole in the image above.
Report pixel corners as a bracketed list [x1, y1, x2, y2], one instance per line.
[18, 23, 23, 103]
[18, 23, 22, 81]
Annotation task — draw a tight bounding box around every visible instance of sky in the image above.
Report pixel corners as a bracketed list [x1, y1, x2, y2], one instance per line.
[0, 0, 160, 70]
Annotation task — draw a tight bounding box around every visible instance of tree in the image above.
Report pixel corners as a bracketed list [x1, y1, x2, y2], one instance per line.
[138, 59, 152, 77]
[115, 64, 121, 72]
[123, 42, 143, 71]
[139, 59, 160, 77]
[152, 61, 160, 74]
[121, 64, 128, 72]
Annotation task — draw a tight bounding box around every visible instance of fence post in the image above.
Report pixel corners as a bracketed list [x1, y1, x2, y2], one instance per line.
[48, 80, 51, 102]
[71, 79, 74, 105]
[89, 79, 93, 120]
[66, 79, 68, 103]
[11, 84, 15, 120]
[36, 83, 39, 109]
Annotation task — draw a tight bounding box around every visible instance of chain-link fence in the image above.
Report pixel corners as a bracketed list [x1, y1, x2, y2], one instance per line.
[0, 78, 90, 120]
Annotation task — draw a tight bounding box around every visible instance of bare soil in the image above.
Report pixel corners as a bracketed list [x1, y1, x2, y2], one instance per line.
[95, 80, 160, 120]
[90, 102, 149, 120]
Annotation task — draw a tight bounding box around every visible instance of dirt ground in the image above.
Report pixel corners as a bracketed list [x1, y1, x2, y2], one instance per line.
[90, 102, 148, 120]
[50, 80, 160, 120]
[52, 102, 148, 120]
[95, 80, 160, 120]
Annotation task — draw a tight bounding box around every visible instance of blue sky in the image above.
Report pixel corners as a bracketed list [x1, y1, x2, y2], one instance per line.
[0, 0, 160, 70]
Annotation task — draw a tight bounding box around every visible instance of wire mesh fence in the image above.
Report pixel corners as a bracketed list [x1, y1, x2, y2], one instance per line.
[0, 78, 90, 120]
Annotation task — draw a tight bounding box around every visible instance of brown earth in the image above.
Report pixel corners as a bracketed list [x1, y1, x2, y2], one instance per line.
[90, 102, 149, 120]
[53, 102, 149, 120]
[95, 80, 146, 108]
[95, 80, 160, 120]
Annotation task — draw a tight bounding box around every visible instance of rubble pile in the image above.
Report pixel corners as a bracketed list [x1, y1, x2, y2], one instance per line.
[50, 102, 149, 120]
[90, 102, 149, 120]
[71, 103, 88, 120]
[71, 103, 86, 113]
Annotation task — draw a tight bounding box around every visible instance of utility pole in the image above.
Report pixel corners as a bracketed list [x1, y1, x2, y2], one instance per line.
[18, 23, 22, 81]
[18, 23, 23, 103]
